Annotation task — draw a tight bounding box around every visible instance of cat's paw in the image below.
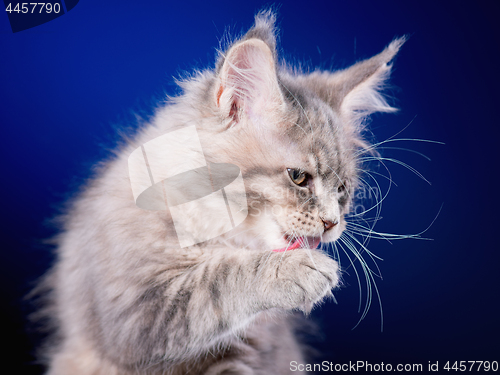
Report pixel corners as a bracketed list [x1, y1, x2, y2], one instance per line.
[260, 249, 339, 313]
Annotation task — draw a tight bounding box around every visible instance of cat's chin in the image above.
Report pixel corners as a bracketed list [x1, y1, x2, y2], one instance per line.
[272, 236, 321, 252]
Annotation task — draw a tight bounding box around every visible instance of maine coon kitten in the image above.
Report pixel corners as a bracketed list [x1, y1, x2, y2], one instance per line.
[39, 11, 404, 375]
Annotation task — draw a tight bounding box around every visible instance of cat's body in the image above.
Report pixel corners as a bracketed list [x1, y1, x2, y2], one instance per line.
[39, 11, 403, 375]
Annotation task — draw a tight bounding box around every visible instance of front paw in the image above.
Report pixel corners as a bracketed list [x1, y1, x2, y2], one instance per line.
[259, 249, 339, 313]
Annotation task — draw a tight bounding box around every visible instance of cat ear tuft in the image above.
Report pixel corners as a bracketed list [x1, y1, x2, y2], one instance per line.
[215, 38, 283, 123]
[300, 36, 406, 129]
[242, 9, 278, 56]
[339, 36, 406, 123]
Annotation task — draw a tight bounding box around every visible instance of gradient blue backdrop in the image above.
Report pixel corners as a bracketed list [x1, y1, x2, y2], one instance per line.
[1, 1, 499, 373]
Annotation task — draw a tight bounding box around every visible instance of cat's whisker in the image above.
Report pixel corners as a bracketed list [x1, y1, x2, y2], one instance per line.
[346, 224, 396, 244]
[299, 196, 313, 209]
[355, 137, 444, 157]
[343, 231, 383, 277]
[348, 160, 394, 220]
[347, 203, 442, 242]
[353, 173, 386, 216]
[333, 226, 387, 332]
[355, 167, 397, 186]
[340, 233, 384, 330]
[375, 146, 432, 161]
[353, 113, 441, 157]
[356, 185, 384, 245]
[331, 241, 342, 269]
[326, 163, 354, 202]
[289, 121, 309, 137]
[360, 155, 430, 185]
[337, 235, 366, 315]
[341, 234, 379, 281]
[346, 221, 432, 241]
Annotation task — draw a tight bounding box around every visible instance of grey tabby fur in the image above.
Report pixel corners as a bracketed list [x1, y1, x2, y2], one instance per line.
[38, 10, 404, 375]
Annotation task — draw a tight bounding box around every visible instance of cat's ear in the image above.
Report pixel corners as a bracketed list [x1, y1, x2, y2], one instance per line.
[301, 37, 406, 127]
[214, 37, 284, 123]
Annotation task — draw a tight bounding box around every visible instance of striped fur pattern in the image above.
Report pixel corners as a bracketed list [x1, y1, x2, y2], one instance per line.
[39, 10, 403, 375]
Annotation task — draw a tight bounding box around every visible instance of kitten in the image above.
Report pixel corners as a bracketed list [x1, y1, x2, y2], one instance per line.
[39, 10, 404, 375]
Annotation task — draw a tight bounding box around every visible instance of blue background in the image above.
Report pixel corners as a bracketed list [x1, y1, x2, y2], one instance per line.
[1, 1, 499, 373]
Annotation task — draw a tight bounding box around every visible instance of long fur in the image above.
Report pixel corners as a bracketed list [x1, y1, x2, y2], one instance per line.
[36, 10, 403, 375]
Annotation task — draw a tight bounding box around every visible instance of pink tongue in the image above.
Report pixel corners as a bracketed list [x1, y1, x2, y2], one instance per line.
[272, 237, 320, 253]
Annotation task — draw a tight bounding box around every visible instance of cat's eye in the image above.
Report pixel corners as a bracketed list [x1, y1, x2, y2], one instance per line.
[287, 168, 309, 187]
[338, 183, 346, 193]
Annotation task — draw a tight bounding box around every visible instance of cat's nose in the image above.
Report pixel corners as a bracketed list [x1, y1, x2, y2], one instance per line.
[322, 218, 338, 232]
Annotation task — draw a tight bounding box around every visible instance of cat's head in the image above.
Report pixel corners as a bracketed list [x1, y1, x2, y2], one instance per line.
[197, 11, 404, 251]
